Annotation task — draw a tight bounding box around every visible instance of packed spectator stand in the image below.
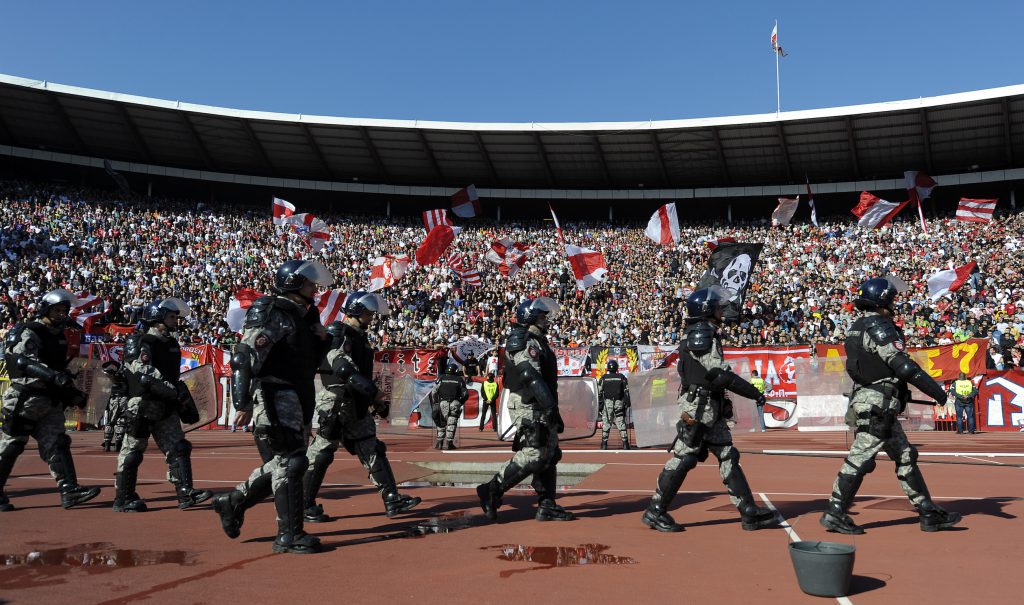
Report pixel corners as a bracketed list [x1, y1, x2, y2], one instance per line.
[1, 178, 1022, 370]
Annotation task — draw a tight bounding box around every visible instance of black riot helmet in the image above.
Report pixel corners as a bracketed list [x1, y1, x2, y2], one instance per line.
[36, 289, 77, 323]
[515, 297, 560, 326]
[343, 291, 391, 317]
[447, 363, 460, 375]
[855, 276, 907, 311]
[607, 360, 619, 373]
[685, 286, 726, 320]
[274, 260, 334, 295]
[141, 297, 191, 327]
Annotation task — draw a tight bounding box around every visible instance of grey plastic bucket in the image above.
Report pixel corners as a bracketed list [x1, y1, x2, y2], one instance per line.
[788, 541, 855, 597]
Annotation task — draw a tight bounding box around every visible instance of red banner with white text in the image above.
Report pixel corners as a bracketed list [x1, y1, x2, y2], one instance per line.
[977, 369, 1024, 432]
[723, 346, 811, 399]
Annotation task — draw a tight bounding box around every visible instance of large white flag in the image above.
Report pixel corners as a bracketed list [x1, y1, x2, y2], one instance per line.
[927, 261, 977, 301]
[272, 197, 296, 225]
[851, 192, 908, 229]
[644, 203, 680, 245]
[771, 196, 799, 226]
[565, 244, 608, 290]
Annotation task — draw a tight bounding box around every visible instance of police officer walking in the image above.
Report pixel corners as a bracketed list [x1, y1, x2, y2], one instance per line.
[213, 260, 333, 554]
[750, 370, 767, 433]
[949, 372, 977, 435]
[101, 361, 128, 452]
[820, 277, 962, 535]
[476, 297, 574, 522]
[479, 372, 499, 432]
[302, 292, 421, 524]
[431, 364, 468, 450]
[1, 289, 101, 512]
[641, 287, 778, 533]
[597, 360, 630, 449]
[113, 298, 212, 512]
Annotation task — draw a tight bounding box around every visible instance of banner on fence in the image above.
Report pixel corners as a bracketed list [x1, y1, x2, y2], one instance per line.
[977, 369, 1024, 432]
[555, 347, 590, 376]
[815, 339, 986, 382]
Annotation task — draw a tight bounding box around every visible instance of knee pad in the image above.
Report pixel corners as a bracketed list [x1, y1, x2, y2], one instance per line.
[285, 454, 308, 479]
[673, 452, 699, 471]
[843, 457, 875, 476]
[722, 447, 741, 465]
[312, 448, 335, 469]
[172, 439, 192, 459]
[907, 446, 919, 465]
[521, 457, 547, 476]
[122, 450, 144, 471]
[548, 447, 563, 466]
[374, 440, 387, 457]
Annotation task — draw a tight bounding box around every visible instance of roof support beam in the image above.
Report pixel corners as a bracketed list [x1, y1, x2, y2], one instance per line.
[533, 132, 556, 186]
[1002, 98, 1015, 167]
[845, 116, 861, 179]
[592, 134, 612, 186]
[48, 93, 89, 155]
[299, 123, 336, 180]
[239, 119, 275, 174]
[416, 130, 445, 183]
[472, 132, 499, 185]
[359, 127, 390, 181]
[116, 105, 153, 163]
[711, 127, 730, 186]
[650, 131, 671, 186]
[777, 122, 793, 182]
[179, 113, 216, 170]
[920, 109, 933, 173]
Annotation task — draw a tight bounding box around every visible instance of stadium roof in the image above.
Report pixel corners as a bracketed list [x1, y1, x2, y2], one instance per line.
[1, 73, 1022, 198]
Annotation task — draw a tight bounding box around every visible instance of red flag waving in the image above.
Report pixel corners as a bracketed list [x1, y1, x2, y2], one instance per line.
[927, 261, 977, 301]
[416, 224, 456, 266]
[423, 209, 452, 231]
[451, 185, 480, 218]
[272, 197, 295, 225]
[565, 244, 608, 290]
[368, 254, 411, 292]
[852, 192, 908, 229]
[644, 203, 680, 245]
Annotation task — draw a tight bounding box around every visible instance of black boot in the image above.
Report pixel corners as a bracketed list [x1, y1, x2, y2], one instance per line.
[600, 439, 608, 450]
[272, 469, 321, 554]
[536, 499, 575, 521]
[213, 472, 272, 538]
[434, 439, 443, 450]
[622, 436, 631, 450]
[0, 442, 22, 512]
[303, 450, 334, 523]
[477, 462, 530, 522]
[384, 493, 423, 518]
[641, 466, 687, 532]
[49, 443, 100, 509]
[170, 453, 212, 509]
[723, 463, 777, 530]
[531, 466, 574, 521]
[917, 500, 962, 532]
[0, 492, 12, 513]
[113, 469, 147, 513]
[360, 440, 422, 518]
[102, 441, 112, 452]
[819, 500, 864, 535]
[445, 440, 457, 451]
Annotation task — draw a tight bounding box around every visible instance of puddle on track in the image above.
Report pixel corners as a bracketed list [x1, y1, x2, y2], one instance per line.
[483, 544, 636, 577]
[0, 542, 198, 589]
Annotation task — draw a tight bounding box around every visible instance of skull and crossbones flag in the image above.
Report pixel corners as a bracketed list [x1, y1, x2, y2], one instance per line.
[696, 242, 764, 321]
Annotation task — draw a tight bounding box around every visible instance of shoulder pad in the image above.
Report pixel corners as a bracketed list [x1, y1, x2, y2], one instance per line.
[863, 315, 900, 346]
[506, 328, 529, 353]
[5, 324, 27, 348]
[244, 297, 275, 329]
[124, 333, 145, 362]
[685, 322, 716, 353]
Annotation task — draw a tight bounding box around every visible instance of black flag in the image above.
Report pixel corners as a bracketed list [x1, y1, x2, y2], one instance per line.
[103, 159, 132, 196]
[696, 242, 764, 322]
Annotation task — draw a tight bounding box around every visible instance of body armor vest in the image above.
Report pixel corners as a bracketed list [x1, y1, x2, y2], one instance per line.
[435, 375, 463, 400]
[258, 301, 318, 398]
[845, 317, 897, 386]
[503, 329, 557, 395]
[4, 322, 69, 378]
[601, 373, 626, 399]
[678, 321, 718, 388]
[321, 323, 374, 389]
[140, 332, 182, 382]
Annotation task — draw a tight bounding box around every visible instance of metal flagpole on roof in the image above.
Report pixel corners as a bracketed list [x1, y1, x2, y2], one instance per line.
[775, 20, 781, 116]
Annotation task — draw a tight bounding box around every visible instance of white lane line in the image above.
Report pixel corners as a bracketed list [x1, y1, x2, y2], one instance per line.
[959, 455, 1007, 466]
[759, 492, 854, 605]
[763, 450, 1024, 458]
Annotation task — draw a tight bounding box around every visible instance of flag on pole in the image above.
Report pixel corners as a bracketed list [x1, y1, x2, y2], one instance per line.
[549, 203, 565, 244]
[70, 292, 109, 333]
[771, 22, 787, 56]
[272, 198, 296, 225]
[103, 160, 132, 196]
[927, 261, 978, 301]
[450, 185, 481, 218]
[314, 289, 348, 324]
[286, 213, 331, 252]
[423, 209, 452, 231]
[368, 254, 411, 292]
[416, 224, 456, 266]
[904, 170, 936, 231]
[226, 288, 264, 332]
[644, 203, 681, 245]
[485, 239, 534, 277]
[955, 198, 997, 223]
[851, 192, 908, 229]
[805, 179, 819, 227]
[447, 252, 482, 286]
[771, 196, 800, 227]
[564, 244, 608, 290]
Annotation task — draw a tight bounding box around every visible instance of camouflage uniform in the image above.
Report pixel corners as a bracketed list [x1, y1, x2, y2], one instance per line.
[598, 371, 630, 448]
[302, 320, 420, 522]
[430, 371, 468, 449]
[821, 310, 962, 534]
[1, 322, 99, 511]
[114, 326, 211, 512]
[101, 370, 128, 451]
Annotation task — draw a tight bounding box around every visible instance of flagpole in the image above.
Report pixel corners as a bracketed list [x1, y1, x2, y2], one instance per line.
[775, 20, 781, 116]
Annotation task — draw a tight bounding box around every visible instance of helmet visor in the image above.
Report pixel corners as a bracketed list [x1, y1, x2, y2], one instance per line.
[42, 289, 78, 309]
[881, 275, 909, 294]
[531, 297, 561, 320]
[295, 261, 336, 287]
[160, 297, 192, 318]
[349, 292, 391, 316]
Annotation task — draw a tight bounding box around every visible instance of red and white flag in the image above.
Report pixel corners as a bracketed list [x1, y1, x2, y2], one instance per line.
[447, 252, 482, 286]
[227, 287, 347, 330]
[450, 185, 480, 218]
[226, 288, 264, 333]
[416, 224, 456, 266]
[956, 198, 997, 223]
[771, 21, 786, 56]
[549, 203, 565, 244]
[805, 179, 819, 227]
[904, 170, 936, 230]
[697, 236, 736, 250]
[485, 239, 534, 277]
[771, 196, 800, 227]
[314, 289, 348, 325]
[368, 254, 411, 292]
[644, 203, 680, 245]
[71, 292, 109, 332]
[286, 213, 331, 252]
[272, 197, 296, 225]
[565, 244, 608, 290]
[851, 192, 908, 229]
[927, 261, 977, 301]
[423, 209, 452, 231]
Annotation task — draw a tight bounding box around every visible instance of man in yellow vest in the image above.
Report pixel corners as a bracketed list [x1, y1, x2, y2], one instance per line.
[479, 373, 499, 433]
[750, 370, 767, 432]
[949, 372, 977, 435]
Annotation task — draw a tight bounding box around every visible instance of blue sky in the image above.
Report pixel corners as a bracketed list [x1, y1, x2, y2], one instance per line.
[3, 1, 1021, 122]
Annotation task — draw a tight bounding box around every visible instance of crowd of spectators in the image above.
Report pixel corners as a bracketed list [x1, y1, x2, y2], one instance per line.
[1, 178, 1023, 368]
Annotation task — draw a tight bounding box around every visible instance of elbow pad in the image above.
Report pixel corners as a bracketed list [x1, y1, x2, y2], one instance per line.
[347, 372, 379, 401]
[331, 356, 357, 382]
[140, 374, 179, 402]
[514, 361, 556, 410]
[890, 353, 947, 404]
[231, 344, 254, 410]
[14, 355, 60, 384]
[705, 368, 763, 401]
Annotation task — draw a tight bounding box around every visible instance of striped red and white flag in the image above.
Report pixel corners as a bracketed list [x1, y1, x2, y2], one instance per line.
[447, 252, 482, 286]
[644, 203, 680, 245]
[272, 197, 296, 225]
[927, 261, 977, 301]
[485, 238, 534, 277]
[368, 254, 411, 292]
[71, 292, 109, 332]
[423, 209, 452, 231]
[315, 289, 348, 324]
[450, 185, 480, 218]
[956, 198, 997, 223]
[852, 192, 908, 229]
[226, 287, 347, 331]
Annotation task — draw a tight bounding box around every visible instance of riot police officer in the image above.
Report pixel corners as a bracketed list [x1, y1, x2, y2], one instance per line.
[431, 363, 468, 450]
[597, 360, 630, 450]
[101, 361, 128, 452]
[641, 287, 778, 533]
[476, 297, 574, 523]
[820, 277, 961, 534]
[114, 298, 212, 512]
[302, 292, 421, 524]
[1, 289, 100, 511]
[213, 260, 333, 554]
